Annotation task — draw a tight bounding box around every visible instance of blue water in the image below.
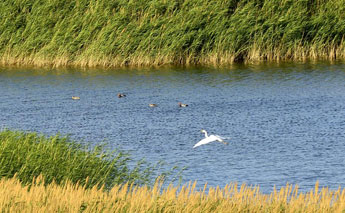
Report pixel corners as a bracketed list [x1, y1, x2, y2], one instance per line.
[1, 62, 345, 193]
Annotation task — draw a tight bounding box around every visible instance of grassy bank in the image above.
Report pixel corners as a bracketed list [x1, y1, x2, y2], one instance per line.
[0, 130, 158, 188]
[0, 176, 344, 212]
[0, 0, 344, 68]
[0, 130, 343, 211]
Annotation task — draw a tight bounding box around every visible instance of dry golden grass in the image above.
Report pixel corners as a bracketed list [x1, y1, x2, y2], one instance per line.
[1, 175, 345, 212]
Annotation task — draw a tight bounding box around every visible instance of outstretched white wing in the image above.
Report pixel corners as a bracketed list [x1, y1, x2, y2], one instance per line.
[214, 135, 227, 141]
[193, 135, 218, 148]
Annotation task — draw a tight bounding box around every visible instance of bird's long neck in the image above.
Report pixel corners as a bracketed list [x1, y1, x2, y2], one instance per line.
[203, 131, 209, 138]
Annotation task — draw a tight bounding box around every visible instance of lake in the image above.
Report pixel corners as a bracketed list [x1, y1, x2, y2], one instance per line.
[1, 62, 345, 193]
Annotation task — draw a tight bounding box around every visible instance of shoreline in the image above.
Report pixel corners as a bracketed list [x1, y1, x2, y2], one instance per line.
[1, 54, 344, 70]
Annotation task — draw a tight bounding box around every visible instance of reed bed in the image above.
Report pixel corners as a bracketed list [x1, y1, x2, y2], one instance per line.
[0, 130, 157, 189]
[0, 0, 345, 68]
[0, 176, 344, 212]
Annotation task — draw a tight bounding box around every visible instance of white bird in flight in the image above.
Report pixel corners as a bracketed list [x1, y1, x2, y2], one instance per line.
[193, 130, 229, 148]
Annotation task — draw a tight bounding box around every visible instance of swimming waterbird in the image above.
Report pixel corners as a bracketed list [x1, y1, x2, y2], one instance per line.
[178, 102, 188, 107]
[117, 93, 126, 98]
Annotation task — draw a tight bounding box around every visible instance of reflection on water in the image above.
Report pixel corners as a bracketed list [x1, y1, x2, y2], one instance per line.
[1, 62, 345, 193]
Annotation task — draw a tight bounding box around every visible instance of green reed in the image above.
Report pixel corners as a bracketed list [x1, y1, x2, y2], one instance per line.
[0, 0, 344, 67]
[0, 130, 158, 188]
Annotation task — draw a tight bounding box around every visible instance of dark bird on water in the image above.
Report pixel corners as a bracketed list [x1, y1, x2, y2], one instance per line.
[178, 102, 188, 107]
[117, 93, 126, 98]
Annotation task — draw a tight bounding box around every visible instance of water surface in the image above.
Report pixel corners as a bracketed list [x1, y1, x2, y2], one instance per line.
[1, 62, 345, 193]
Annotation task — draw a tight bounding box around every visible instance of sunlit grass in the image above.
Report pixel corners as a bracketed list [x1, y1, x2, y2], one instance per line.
[0, 176, 344, 212]
[0, 0, 344, 68]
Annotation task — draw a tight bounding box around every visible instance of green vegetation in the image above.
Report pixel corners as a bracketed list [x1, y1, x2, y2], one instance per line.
[0, 130, 157, 188]
[0, 0, 345, 67]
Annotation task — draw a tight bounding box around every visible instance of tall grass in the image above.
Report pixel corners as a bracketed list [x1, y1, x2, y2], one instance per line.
[0, 0, 344, 68]
[0, 175, 344, 212]
[0, 130, 158, 188]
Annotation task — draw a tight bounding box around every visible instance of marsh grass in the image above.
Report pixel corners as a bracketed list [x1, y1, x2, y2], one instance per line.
[0, 0, 345, 68]
[0, 130, 159, 189]
[0, 176, 344, 212]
